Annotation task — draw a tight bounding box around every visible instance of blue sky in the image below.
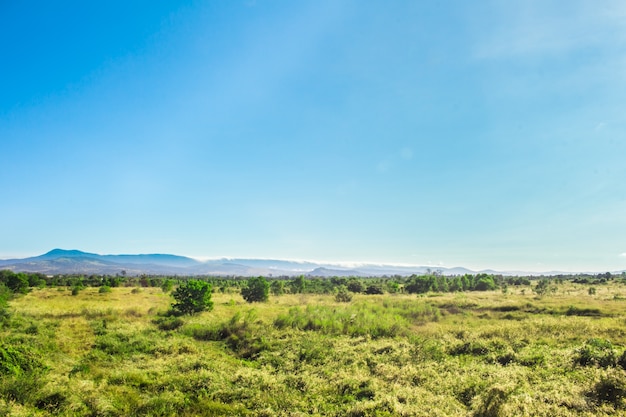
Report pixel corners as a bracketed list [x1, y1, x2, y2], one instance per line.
[1, 1, 625, 272]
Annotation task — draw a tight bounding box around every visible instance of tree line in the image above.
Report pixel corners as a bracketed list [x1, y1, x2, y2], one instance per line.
[1, 269, 622, 296]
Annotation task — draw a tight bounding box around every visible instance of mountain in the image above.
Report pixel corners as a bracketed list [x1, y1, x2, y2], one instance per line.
[307, 267, 363, 277]
[0, 248, 594, 277]
[0, 249, 202, 276]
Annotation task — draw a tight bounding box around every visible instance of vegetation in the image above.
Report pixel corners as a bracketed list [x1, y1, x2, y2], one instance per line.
[1, 271, 626, 415]
[241, 276, 270, 303]
[171, 280, 214, 315]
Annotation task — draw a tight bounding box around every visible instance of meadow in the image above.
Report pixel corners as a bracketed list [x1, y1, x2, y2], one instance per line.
[2, 280, 626, 416]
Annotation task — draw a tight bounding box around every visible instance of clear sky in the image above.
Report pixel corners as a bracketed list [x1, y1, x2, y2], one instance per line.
[1, 1, 625, 273]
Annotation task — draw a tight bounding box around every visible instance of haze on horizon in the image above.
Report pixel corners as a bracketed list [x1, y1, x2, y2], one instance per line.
[1, 1, 625, 273]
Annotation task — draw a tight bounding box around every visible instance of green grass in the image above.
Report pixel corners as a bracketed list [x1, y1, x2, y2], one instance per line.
[2, 283, 626, 415]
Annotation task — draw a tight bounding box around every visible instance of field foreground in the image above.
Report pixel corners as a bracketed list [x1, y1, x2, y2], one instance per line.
[2, 284, 626, 416]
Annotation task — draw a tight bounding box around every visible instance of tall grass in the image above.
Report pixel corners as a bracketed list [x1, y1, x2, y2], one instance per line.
[273, 299, 439, 338]
[2, 285, 626, 416]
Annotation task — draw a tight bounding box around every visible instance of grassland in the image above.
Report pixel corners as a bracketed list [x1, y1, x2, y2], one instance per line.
[2, 282, 626, 416]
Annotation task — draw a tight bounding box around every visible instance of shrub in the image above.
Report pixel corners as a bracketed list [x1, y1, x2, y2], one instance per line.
[0, 284, 10, 323]
[241, 276, 269, 303]
[574, 338, 618, 368]
[188, 311, 267, 358]
[94, 332, 155, 356]
[565, 305, 603, 317]
[335, 286, 352, 303]
[35, 392, 67, 413]
[172, 280, 214, 315]
[0, 372, 45, 406]
[98, 285, 111, 294]
[6, 272, 29, 294]
[161, 279, 174, 293]
[473, 384, 511, 417]
[0, 343, 46, 376]
[365, 285, 384, 295]
[153, 316, 185, 331]
[588, 372, 626, 409]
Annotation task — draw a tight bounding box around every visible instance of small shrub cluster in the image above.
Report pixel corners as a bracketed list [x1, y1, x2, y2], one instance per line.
[98, 285, 112, 294]
[187, 310, 268, 359]
[0, 343, 47, 376]
[574, 338, 625, 369]
[153, 316, 185, 331]
[587, 371, 626, 410]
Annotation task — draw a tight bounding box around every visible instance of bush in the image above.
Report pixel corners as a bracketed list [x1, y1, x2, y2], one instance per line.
[171, 280, 214, 315]
[574, 338, 618, 368]
[98, 286, 111, 294]
[588, 372, 626, 409]
[473, 384, 511, 417]
[241, 276, 269, 303]
[0, 284, 10, 323]
[335, 286, 352, 303]
[0, 343, 46, 376]
[5, 272, 29, 294]
[161, 279, 174, 293]
[365, 285, 384, 295]
[188, 311, 268, 359]
[153, 316, 185, 331]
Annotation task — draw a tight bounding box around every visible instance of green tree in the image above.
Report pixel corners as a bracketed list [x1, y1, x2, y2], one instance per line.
[172, 280, 214, 315]
[242, 276, 270, 303]
[449, 276, 463, 292]
[347, 280, 365, 293]
[270, 280, 285, 296]
[0, 284, 10, 323]
[435, 275, 449, 292]
[386, 281, 400, 293]
[405, 275, 434, 294]
[6, 272, 29, 294]
[161, 279, 174, 293]
[291, 275, 306, 294]
[461, 274, 471, 291]
[474, 274, 496, 291]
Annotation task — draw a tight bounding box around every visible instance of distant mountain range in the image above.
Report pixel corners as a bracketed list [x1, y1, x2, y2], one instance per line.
[0, 249, 607, 277]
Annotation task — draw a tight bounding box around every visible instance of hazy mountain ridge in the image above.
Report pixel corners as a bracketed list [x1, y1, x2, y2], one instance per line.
[0, 249, 604, 277]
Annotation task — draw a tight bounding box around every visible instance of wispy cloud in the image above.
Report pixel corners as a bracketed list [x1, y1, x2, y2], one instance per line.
[473, 1, 626, 60]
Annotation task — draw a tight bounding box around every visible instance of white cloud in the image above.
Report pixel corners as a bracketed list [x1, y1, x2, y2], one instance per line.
[620, 253, 626, 258]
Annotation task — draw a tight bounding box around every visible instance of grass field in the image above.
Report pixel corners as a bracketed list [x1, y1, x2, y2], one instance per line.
[2, 282, 626, 416]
